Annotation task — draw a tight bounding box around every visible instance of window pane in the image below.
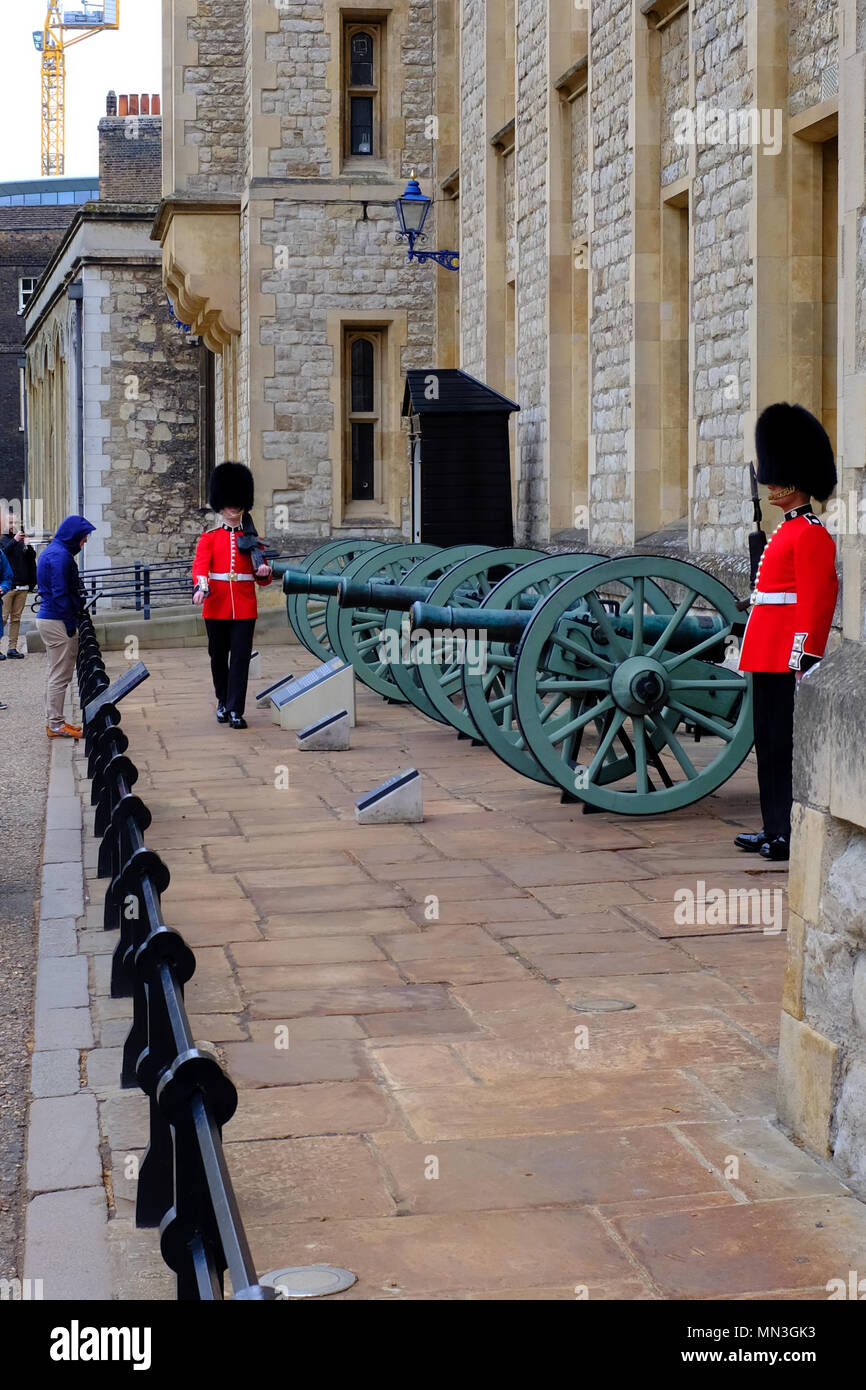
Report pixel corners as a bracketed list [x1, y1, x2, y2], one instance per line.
[351, 338, 374, 412]
[350, 97, 373, 155]
[350, 32, 374, 86]
[351, 422, 375, 500]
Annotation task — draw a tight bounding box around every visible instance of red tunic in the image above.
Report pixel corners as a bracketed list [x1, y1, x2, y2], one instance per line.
[738, 508, 838, 673]
[192, 525, 273, 621]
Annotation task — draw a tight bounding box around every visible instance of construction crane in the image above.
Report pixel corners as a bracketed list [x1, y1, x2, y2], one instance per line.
[33, 1, 120, 177]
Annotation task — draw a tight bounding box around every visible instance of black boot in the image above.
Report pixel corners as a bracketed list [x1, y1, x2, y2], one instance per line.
[760, 836, 790, 862]
[734, 831, 768, 853]
[229, 712, 248, 730]
[216, 702, 229, 724]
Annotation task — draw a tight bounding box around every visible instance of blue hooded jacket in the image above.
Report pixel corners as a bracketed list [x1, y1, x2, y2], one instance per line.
[36, 515, 96, 636]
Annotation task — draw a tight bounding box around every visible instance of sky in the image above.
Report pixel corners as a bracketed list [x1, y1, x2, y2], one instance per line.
[0, 0, 162, 182]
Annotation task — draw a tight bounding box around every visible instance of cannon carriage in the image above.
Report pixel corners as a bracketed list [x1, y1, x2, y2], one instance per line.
[274, 541, 752, 817]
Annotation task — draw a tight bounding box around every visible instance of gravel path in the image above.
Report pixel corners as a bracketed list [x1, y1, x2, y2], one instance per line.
[0, 643, 50, 1280]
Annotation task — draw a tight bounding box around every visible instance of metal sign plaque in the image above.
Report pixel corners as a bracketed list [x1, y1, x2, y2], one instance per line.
[269, 659, 349, 710]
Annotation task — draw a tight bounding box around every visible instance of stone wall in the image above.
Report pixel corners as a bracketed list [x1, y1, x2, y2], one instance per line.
[587, 0, 633, 549]
[98, 264, 202, 563]
[660, 8, 690, 187]
[690, 0, 753, 555]
[571, 89, 588, 241]
[261, 200, 434, 538]
[789, 0, 839, 115]
[265, 1, 330, 179]
[184, 0, 246, 194]
[458, 0, 485, 378]
[514, 0, 549, 542]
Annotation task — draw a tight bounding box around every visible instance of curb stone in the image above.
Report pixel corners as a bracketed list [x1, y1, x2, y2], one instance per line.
[22, 690, 112, 1300]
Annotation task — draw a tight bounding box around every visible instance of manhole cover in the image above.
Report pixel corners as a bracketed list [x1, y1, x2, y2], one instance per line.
[570, 999, 636, 1013]
[260, 1265, 357, 1298]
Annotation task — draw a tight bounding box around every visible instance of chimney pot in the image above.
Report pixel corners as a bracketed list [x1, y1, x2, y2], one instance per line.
[152, 94, 161, 115]
[119, 94, 128, 116]
[106, 89, 117, 116]
[129, 94, 139, 116]
[141, 94, 150, 115]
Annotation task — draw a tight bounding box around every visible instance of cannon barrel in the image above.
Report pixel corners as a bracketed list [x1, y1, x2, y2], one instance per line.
[337, 577, 434, 611]
[282, 567, 345, 598]
[410, 601, 728, 655]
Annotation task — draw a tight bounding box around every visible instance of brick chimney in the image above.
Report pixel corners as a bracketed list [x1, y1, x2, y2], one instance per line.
[98, 93, 162, 203]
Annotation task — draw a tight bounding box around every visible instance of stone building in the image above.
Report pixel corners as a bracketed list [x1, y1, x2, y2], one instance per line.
[158, 2, 866, 1188]
[157, 0, 446, 542]
[0, 177, 98, 509]
[24, 94, 206, 569]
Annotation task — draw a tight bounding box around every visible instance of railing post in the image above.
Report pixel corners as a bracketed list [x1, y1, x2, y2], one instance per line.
[134, 561, 141, 612]
[144, 566, 151, 621]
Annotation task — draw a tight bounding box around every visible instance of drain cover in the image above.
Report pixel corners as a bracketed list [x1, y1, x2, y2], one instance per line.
[570, 999, 636, 1013]
[259, 1265, 357, 1298]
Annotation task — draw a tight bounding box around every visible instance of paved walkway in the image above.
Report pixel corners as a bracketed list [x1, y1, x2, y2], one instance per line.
[78, 643, 866, 1299]
[0, 644, 49, 1286]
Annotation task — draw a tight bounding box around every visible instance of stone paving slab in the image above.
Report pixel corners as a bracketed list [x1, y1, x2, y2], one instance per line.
[73, 644, 866, 1300]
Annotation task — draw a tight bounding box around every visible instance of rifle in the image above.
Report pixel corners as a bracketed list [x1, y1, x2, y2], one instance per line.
[738, 462, 767, 611]
[236, 511, 270, 575]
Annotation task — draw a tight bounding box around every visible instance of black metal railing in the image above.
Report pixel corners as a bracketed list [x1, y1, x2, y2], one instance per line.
[66, 552, 304, 620]
[75, 593, 274, 1301]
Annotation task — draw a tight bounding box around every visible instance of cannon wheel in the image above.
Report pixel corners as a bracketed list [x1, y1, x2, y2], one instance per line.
[513, 554, 753, 815]
[461, 552, 608, 782]
[414, 549, 543, 737]
[328, 543, 439, 698]
[381, 546, 495, 721]
[286, 539, 381, 660]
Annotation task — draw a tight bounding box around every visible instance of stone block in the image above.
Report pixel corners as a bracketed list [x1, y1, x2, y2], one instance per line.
[30, 1049, 81, 1098]
[24, 1188, 111, 1300]
[788, 804, 827, 924]
[27, 1093, 102, 1191]
[776, 1011, 837, 1157]
[297, 708, 350, 751]
[782, 909, 805, 1021]
[833, 1061, 866, 1191]
[356, 769, 423, 825]
[36, 954, 89, 1011]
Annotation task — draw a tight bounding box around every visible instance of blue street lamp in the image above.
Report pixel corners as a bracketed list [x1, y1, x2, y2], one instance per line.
[394, 173, 459, 271]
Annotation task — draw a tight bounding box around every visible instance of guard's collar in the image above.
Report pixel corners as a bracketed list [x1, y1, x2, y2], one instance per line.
[784, 504, 814, 521]
[221, 521, 243, 532]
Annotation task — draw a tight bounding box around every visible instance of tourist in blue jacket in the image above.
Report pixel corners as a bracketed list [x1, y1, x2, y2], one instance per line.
[0, 547, 12, 708]
[35, 514, 96, 739]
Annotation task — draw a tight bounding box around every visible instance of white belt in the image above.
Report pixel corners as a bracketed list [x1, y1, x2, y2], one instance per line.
[209, 572, 255, 582]
[750, 591, 797, 606]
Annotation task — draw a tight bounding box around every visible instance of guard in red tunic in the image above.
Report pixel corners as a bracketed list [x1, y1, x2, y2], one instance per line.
[735, 404, 838, 861]
[192, 462, 273, 729]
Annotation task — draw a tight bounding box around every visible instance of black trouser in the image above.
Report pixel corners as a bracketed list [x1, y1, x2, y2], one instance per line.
[752, 671, 796, 839]
[204, 618, 256, 716]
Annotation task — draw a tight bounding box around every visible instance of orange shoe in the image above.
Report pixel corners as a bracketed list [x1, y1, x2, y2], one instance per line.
[47, 723, 82, 740]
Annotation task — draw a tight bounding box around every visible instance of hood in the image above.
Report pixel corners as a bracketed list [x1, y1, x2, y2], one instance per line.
[54, 515, 96, 552]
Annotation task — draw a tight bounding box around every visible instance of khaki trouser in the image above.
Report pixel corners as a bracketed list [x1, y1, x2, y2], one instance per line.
[36, 619, 78, 728]
[2, 589, 28, 649]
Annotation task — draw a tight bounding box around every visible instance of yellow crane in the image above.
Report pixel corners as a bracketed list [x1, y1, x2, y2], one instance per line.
[33, 2, 120, 177]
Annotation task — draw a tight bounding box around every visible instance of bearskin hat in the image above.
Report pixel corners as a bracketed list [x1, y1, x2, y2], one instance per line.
[755, 403, 837, 503]
[208, 461, 254, 513]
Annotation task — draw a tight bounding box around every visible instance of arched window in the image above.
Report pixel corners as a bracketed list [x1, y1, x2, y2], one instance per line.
[345, 24, 380, 159]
